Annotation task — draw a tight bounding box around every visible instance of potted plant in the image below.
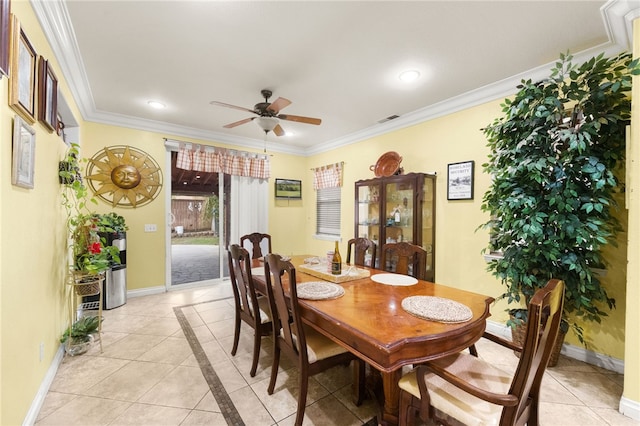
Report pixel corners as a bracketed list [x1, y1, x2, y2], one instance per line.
[60, 315, 101, 356]
[59, 144, 121, 289]
[480, 51, 639, 355]
[58, 143, 82, 185]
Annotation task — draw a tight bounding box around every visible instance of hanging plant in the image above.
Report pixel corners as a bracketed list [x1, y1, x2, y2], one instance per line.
[480, 51, 640, 344]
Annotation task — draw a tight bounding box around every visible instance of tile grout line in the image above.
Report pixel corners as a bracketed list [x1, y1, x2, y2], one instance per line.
[174, 298, 245, 426]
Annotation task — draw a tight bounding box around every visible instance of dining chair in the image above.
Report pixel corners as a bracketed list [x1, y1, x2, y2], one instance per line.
[346, 237, 376, 267]
[228, 244, 273, 377]
[379, 241, 427, 279]
[264, 253, 365, 426]
[240, 232, 272, 259]
[397, 279, 565, 426]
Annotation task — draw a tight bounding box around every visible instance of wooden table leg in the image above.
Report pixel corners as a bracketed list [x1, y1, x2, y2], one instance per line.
[379, 369, 401, 426]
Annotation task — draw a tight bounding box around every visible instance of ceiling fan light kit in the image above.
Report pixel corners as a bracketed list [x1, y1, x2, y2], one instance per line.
[255, 116, 279, 132]
[210, 89, 322, 137]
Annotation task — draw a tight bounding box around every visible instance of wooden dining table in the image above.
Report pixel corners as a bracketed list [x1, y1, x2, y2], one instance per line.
[251, 255, 494, 425]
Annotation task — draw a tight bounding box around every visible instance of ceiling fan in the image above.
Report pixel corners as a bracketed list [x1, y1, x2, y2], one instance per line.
[210, 89, 322, 136]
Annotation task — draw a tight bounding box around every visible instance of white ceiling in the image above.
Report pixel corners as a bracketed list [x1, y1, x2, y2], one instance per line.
[33, 1, 638, 156]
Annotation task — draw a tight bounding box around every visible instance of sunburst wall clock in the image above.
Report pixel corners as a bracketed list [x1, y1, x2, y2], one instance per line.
[86, 145, 163, 208]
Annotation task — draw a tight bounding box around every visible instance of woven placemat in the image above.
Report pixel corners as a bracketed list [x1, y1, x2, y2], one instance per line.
[296, 281, 345, 300]
[401, 296, 472, 323]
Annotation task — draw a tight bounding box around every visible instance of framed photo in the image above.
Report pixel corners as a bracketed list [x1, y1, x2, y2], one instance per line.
[9, 14, 37, 123]
[38, 57, 58, 131]
[0, 0, 10, 77]
[447, 161, 474, 200]
[12, 115, 36, 189]
[275, 178, 302, 199]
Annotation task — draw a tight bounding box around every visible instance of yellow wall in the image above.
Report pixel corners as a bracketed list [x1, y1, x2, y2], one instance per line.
[1, 2, 74, 423]
[1, 2, 637, 423]
[623, 16, 640, 410]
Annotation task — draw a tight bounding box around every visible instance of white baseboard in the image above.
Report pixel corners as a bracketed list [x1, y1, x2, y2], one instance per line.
[126, 285, 166, 298]
[486, 320, 624, 373]
[23, 345, 65, 426]
[620, 396, 640, 421]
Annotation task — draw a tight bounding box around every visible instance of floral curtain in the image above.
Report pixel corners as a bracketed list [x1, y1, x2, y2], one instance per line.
[176, 145, 270, 179]
[312, 162, 344, 190]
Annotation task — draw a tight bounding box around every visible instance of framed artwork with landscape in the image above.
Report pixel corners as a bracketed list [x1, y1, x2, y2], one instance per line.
[12, 115, 36, 189]
[275, 178, 302, 199]
[9, 14, 37, 123]
[38, 57, 58, 131]
[0, 0, 10, 77]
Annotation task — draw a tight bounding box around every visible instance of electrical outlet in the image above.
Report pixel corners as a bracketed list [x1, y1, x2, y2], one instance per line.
[144, 224, 157, 232]
[39, 342, 44, 362]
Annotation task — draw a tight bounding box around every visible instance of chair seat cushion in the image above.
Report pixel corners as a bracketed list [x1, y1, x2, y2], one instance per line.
[398, 353, 512, 426]
[256, 295, 272, 324]
[283, 325, 348, 364]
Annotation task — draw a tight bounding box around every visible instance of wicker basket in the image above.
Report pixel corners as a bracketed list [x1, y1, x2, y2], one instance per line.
[69, 271, 104, 297]
[511, 319, 565, 367]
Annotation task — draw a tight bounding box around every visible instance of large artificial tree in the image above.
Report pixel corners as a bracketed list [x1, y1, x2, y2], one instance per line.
[481, 52, 639, 343]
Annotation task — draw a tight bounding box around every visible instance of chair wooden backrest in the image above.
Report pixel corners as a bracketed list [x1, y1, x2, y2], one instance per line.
[264, 253, 364, 425]
[379, 242, 426, 279]
[240, 232, 272, 259]
[500, 278, 565, 424]
[407, 279, 565, 426]
[346, 237, 376, 267]
[228, 244, 272, 376]
[264, 254, 307, 363]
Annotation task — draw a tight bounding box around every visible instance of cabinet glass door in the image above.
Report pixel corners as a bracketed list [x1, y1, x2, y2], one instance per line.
[384, 179, 415, 244]
[356, 183, 381, 250]
[422, 176, 435, 281]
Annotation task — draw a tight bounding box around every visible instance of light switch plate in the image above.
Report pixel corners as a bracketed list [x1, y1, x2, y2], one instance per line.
[144, 224, 157, 232]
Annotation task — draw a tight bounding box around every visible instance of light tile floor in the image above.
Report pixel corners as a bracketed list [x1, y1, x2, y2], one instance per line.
[35, 283, 638, 426]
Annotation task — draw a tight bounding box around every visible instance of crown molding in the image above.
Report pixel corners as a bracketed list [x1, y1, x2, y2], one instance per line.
[32, 0, 639, 158]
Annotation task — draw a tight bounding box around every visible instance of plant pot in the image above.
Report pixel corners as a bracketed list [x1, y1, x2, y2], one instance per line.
[511, 318, 566, 367]
[64, 335, 93, 356]
[71, 271, 104, 296]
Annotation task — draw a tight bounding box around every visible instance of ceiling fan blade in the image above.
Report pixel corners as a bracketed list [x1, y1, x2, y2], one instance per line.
[210, 101, 256, 114]
[267, 97, 292, 114]
[278, 114, 322, 125]
[223, 117, 255, 128]
[273, 124, 285, 136]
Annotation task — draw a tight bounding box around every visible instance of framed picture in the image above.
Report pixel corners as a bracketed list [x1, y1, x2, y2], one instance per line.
[9, 14, 37, 123]
[12, 115, 36, 189]
[38, 57, 58, 131]
[275, 178, 302, 199]
[0, 0, 10, 77]
[447, 161, 474, 200]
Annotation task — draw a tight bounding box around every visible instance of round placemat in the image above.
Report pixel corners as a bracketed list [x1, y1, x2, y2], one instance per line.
[296, 281, 345, 300]
[401, 296, 472, 323]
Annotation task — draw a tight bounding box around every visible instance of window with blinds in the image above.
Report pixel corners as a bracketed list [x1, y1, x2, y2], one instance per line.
[316, 186, 341, 236]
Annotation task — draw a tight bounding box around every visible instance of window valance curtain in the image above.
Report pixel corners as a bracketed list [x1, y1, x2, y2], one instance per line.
[312, 162, 343, 190]
[176, 145, 270, 179]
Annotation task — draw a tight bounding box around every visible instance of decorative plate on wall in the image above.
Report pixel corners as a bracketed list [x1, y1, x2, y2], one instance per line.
[86, 145, 163, 208]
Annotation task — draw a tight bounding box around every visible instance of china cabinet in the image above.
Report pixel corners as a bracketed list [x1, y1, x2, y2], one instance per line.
[354, 172, 436, 281]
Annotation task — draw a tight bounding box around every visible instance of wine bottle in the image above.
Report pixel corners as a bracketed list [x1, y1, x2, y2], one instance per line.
[331, 241, 342, 275]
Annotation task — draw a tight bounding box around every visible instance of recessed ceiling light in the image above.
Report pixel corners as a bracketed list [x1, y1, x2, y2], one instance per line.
[398, 70, 420, 83]
[147, 100, 166, 109]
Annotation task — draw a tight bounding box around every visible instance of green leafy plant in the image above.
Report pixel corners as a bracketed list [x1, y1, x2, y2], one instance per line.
[72, 214, 121, 274]
[91, 212, 128, 234]
[60, 315, 101, 343]
[481, 51, 640, 344]
[60, 144, 122, 275]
